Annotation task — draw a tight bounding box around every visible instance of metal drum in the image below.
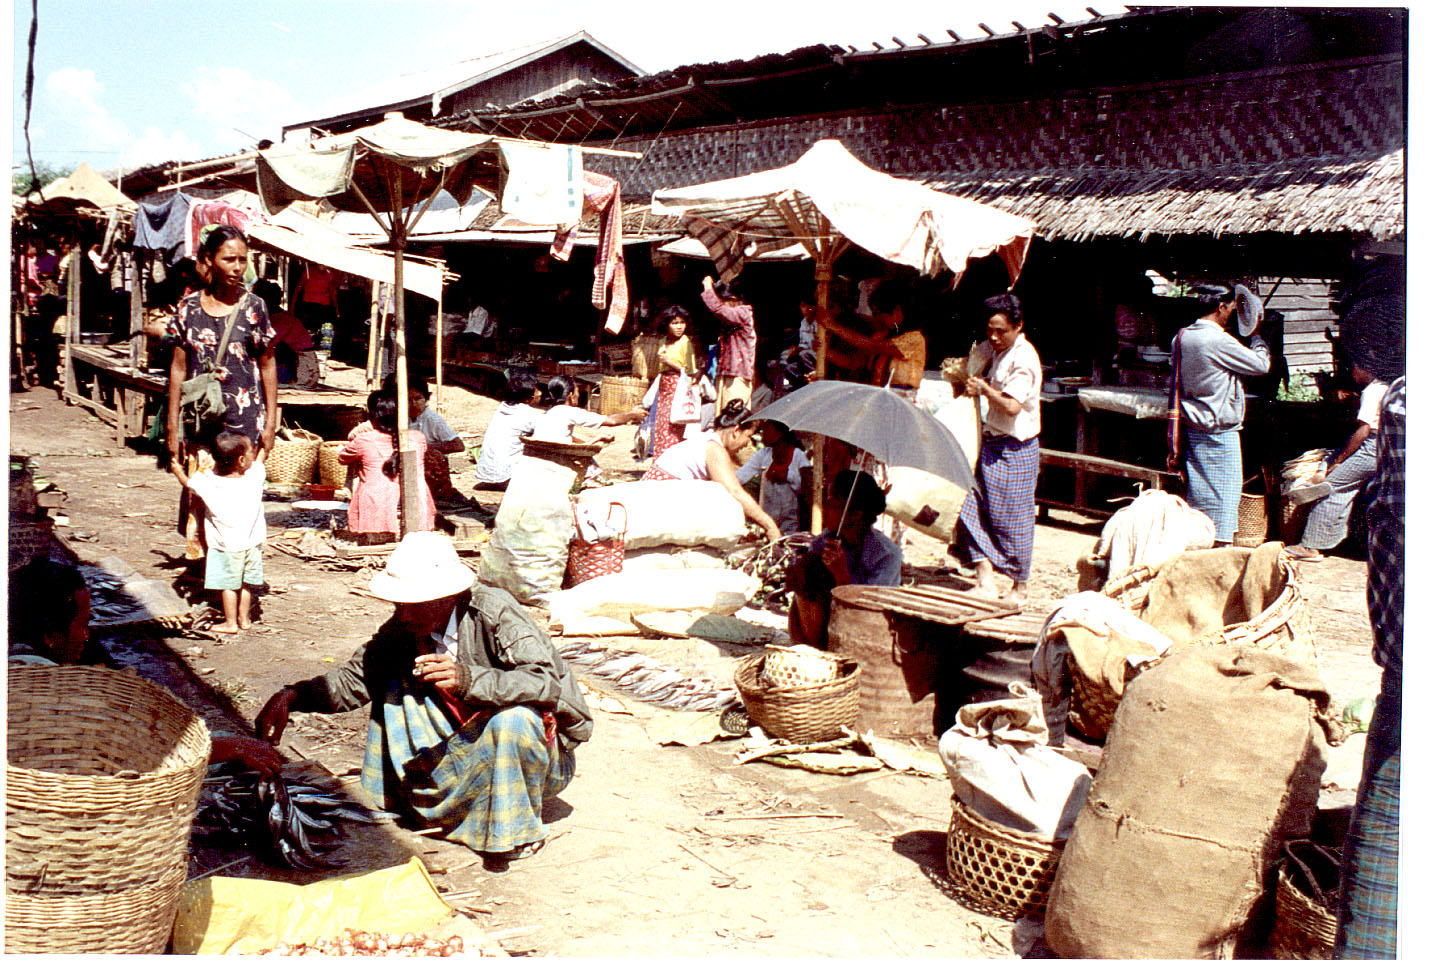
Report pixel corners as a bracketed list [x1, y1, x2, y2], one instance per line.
[826, 585, 951, 738]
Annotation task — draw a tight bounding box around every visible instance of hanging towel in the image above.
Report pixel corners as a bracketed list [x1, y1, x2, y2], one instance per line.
[500, 141, 584, 226]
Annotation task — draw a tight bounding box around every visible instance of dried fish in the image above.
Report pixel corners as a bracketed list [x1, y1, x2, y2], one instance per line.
[194, 765, 381, 870]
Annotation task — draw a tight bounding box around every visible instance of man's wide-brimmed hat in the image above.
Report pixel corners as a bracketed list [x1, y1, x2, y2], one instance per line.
[369, 532, 477, 604]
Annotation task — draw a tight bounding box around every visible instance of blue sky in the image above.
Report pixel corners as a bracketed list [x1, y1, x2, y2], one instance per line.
[11, 0, 1133, 174]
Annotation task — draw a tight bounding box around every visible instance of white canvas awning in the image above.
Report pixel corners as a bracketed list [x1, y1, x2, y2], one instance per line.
[248, 206, 447, 301]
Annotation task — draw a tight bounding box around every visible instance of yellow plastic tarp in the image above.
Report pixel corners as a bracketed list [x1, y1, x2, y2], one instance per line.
[171, 856, 452, 955]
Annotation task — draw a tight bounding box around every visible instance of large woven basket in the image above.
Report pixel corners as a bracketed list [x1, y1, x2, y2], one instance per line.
[945, 797, 1066, 921]
[1268, 841, 1340, 960]
[6, 665, 210, 954]
[1069, 554, 1318, 737]
[599, 374, 647, 416]
[6, 864, 188, 954]
[266, 428, 321, 484]
[734, 653, 861, 743]
[317, 439, 349, 488]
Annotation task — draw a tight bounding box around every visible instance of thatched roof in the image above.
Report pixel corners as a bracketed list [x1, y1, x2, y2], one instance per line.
[923, 150, 1404, 242]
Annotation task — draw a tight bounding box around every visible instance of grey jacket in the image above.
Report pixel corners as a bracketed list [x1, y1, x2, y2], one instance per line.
[1173, 320, 1271, 433]
[289, 584, 593, 751]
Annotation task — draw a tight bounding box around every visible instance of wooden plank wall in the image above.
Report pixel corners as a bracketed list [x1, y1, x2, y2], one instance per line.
[1258, 277, 1338, 374]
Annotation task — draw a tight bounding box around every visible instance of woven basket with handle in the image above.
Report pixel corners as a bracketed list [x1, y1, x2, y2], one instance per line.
[1067, 553, 1318, 738]
[564, 502, 626, 588]
[1268, 840, 1340, 960]
[945, 796, 1066, 921]
[6, 665, 210, 954]
[734, 653, 861, 743]
[265, 426, 322, 484]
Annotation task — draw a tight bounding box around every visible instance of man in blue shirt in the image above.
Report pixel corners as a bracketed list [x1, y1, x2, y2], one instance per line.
[787, 470, 903, 648]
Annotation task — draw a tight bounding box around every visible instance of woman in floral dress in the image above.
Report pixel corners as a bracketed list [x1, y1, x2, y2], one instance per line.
[164, 225, 277, 560]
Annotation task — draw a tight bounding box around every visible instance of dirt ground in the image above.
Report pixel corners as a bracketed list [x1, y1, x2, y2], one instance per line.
[8, 363, 1381, 958]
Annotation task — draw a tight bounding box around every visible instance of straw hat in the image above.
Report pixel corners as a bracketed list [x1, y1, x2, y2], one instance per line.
[368, 532, 477, 604]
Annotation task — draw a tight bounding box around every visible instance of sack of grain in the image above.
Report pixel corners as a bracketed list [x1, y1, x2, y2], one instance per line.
[1044, 646, 1334, 959]
[577, 480, 747, 550]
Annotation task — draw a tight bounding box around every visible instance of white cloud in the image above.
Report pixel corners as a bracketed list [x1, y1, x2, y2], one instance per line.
[183, 66, 308, 146]
[45, 67, 129, 146]
[126, 126, 205, 167]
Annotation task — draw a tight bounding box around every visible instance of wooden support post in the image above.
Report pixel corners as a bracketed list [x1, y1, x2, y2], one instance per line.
[128, 252, 144, 374]
[64, 238, 80, 398]
[116, 388, 129, 447]
[389, 184, 422, 537]
[366, 279, 382, 389]
[434, 275, 444, 413]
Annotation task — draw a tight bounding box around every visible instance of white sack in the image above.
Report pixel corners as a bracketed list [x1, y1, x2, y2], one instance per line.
[1095, 489, 1215, 583]
[621, 547, 730, 572]
[938, 683, 1093, 840]
[577, 480, 747, 550]
[546, 568, 760, 634]
[884, 394, 981, 540]
[477, 455, 575, 602]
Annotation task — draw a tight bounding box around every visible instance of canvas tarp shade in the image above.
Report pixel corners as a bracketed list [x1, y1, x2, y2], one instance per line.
[651, 138, 1036, 531]
[249, 208, 447, 302]
[650, 139, 1034, 284]
[255, 115, 503, 218]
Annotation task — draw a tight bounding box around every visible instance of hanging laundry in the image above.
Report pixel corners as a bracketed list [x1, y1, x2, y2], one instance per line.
[132, 192, 194, 265]
[186, 199, 264, 261]
[499, 141, 583, 226]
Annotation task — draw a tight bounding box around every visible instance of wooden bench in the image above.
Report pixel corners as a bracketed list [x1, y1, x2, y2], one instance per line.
[1037, 448, 1181, 518]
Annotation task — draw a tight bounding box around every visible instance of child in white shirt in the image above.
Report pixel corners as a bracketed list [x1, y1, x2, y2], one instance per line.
[171, 431, 268, 633]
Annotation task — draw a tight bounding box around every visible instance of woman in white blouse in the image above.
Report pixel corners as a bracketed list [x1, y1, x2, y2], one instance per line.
[954, 293, 1043, 602]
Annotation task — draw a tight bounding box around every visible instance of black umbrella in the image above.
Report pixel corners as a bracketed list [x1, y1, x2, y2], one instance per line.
[749, 380, 978, 493]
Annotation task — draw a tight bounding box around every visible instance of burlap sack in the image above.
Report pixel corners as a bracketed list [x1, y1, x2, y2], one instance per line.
[1141, 542, 1287, 649]
[1044, 646, 1332, 959]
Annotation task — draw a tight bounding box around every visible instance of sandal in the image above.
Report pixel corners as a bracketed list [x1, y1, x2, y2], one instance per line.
[497, 839, 545, 861]
[1284, 545, 1323, 563]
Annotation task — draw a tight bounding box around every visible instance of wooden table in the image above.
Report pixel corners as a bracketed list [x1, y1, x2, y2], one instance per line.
[65, 343, 367, 446]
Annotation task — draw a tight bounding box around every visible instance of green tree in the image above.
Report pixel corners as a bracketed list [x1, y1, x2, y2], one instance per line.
[12, 161, 71, 196]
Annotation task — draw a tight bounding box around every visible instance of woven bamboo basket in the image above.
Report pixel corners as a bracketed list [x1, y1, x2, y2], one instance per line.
[945, 797, 1066, 921]
[734, 653, 861, 743]
[1268, 841, 1340, 960]
[1067, 555, 1318, 737]
[5, 864, 187, 954]
[1235, 492, 1268, 547]
[6, 666, 210, 953]
[599, 374, 647, 416]
[266, 428, 321, 484]
[317, 439, 349, 488]
[761, 644, 842, 687]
